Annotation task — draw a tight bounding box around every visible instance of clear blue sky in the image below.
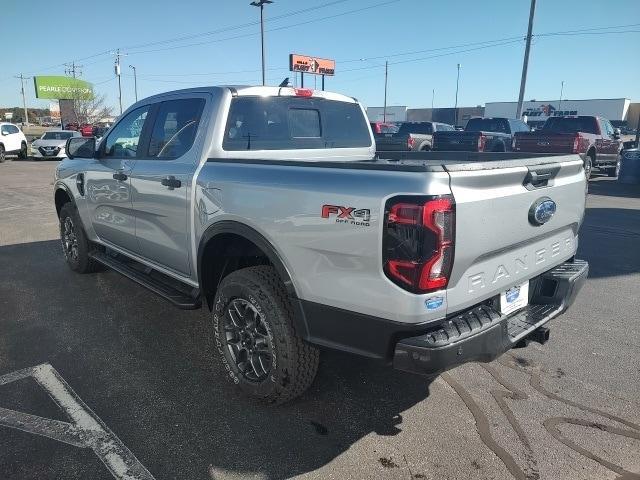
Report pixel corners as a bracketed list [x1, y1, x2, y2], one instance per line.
[2, 0, 639, 112]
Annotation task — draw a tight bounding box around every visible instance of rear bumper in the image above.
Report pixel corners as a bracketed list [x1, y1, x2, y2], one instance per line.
[393, 259, 588, 375]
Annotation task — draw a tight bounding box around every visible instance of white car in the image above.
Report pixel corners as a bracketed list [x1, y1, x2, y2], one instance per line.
[0, 122, 28, 162]
[30, 130, 81, 160]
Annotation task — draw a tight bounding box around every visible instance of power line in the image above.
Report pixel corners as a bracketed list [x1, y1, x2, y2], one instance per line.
[125, 0, 401, 55]
[122, 0, 351, 52]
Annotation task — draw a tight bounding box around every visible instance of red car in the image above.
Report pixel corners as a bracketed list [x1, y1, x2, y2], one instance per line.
[80, 124, 94, 137]
[513, 116, 622, 178]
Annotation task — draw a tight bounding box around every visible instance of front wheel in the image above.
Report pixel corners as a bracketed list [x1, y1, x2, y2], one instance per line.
[212, 266, 320, 404]
[0, 144, 5, 163]
[59, 203, 103, 273]
[18, 142, 27, 159]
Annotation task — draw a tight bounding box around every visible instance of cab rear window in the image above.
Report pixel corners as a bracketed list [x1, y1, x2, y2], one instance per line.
[222, 96, 371, 150]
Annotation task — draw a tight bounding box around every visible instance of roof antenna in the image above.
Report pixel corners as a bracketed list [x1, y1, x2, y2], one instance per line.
[279, 77, 290, 87]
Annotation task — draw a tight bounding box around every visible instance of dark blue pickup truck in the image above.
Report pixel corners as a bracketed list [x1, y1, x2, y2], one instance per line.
[433, 117, 530, 152]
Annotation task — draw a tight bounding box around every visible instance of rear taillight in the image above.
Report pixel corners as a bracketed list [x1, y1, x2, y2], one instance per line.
[383, 196, 455, 293]
[572, 135, 580, 153]
[477, 134, 486, 152]
[408, 137, 415, 149]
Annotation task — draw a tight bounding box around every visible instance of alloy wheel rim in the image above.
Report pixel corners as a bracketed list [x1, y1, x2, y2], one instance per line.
[61, 217, 79, 261]
[223, 298, 273, 382]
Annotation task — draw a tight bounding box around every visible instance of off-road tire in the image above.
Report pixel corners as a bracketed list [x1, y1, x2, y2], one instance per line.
[18, 142, 27, 159]
[607, 156, 621, 178]
[212, 266, 320, 404]
[59, 203, 103, 273]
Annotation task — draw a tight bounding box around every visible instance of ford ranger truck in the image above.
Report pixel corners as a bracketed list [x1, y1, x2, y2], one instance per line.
[54, 85, 589, 404]
[513, 115, 623, 179]
[375, 121, 455, 152]
[433, 117, 531, 153]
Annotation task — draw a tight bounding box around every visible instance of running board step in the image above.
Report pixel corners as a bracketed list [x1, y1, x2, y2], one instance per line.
[90, 250, 201, 310]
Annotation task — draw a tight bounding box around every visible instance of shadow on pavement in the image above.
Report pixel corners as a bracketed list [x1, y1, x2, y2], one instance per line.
[588, 177, 640, 198]
[0, 239, 432, 480]
[578, 204, 640, 280]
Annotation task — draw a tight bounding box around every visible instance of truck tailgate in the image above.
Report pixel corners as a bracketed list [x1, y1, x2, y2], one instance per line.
[445, 156, 586, 314]
[433, 131, 480, 151]
[514, 132, 576, 153]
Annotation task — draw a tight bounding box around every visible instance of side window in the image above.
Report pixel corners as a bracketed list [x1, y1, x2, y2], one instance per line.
[604, 120, 614, 137]
[0, 125, 10, 135]
[147, 98, 205, 158]
[103, 106, 150, 158]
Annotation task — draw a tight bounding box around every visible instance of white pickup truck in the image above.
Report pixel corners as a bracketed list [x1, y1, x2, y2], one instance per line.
[54, 85, 589, 404]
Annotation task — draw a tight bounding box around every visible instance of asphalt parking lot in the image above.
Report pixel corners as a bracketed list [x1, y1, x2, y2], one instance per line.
[0, 159, 639, 480]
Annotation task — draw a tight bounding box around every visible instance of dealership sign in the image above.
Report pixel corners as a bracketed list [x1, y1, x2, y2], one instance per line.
[33, 76, 94, 100]
[289, 54, 335, 76]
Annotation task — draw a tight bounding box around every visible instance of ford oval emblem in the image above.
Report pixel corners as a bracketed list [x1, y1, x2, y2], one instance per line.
[529, 197, 556, 226]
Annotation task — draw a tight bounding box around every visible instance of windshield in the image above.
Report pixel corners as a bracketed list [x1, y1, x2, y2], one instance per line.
[465, 118, 509, 133]
[42, 132, 74, 140]
[541, 117, 598, 134]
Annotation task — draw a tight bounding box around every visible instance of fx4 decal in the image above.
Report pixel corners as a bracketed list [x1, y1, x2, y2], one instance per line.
[321, 205, 371, 226]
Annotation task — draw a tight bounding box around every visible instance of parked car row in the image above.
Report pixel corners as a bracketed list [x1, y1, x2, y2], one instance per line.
[375, 115, 625, 179]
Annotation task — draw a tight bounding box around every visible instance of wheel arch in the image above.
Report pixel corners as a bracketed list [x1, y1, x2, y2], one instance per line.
[197, 221, 308, 331]
[54, 184, 74, 217]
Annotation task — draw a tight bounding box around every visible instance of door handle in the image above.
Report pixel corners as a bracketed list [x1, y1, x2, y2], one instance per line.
[161, 176, 182, 189]
[113, 172, 128, 181]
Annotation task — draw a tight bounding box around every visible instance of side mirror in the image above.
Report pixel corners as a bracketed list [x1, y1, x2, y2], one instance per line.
[66, 136, 96, 159]
[613, 128, 621, 139]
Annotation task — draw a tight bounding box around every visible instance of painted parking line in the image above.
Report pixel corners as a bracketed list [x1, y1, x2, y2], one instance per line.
[0, 363, 156, 480]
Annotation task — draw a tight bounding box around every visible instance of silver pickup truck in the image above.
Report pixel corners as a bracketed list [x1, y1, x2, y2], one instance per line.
[54, 85, 588, 404]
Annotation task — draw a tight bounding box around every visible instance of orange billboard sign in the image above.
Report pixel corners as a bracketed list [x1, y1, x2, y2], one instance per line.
[289, 54, 335, 76]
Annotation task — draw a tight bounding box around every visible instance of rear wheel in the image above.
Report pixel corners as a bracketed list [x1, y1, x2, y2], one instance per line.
[420, 144, 431, 152]
[607, 155, 621, 178]
[212, 266, 319, 404]
[0, 144, 5, 163]
[584, 154, 594, 179]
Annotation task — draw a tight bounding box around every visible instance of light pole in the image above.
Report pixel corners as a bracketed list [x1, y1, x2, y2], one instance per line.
[383, 60, 388, 123]
[129, 65, 138, 102]
[454, 63, 461, 126]
[361, 58, 389, 123]
[558, 80, 564, 112]
[250, 0, 273, 86]
[516, 0, 537, 118]
[431, 88, 435, 110]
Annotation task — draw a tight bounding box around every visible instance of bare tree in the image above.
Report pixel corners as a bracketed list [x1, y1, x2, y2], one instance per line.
[71, 93, 114, 125]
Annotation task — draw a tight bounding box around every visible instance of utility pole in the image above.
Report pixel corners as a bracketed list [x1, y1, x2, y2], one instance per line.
[64, 61, 83, 79]
[113, 49, 125, 115]
[516, 0, 537, 119]
[383, 60, 388, 123]
[558, 80, 564, 111]
[431, 88, 435, 110]
[250, 0, 273, 86]
[454, 63, 461, 126]
[129, 65, 138, 102]
[14, 74, 31, 125]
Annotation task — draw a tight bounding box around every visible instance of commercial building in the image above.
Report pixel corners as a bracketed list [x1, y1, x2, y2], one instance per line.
[485, 98, 633, 129]
[367, 98, 639, 130]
